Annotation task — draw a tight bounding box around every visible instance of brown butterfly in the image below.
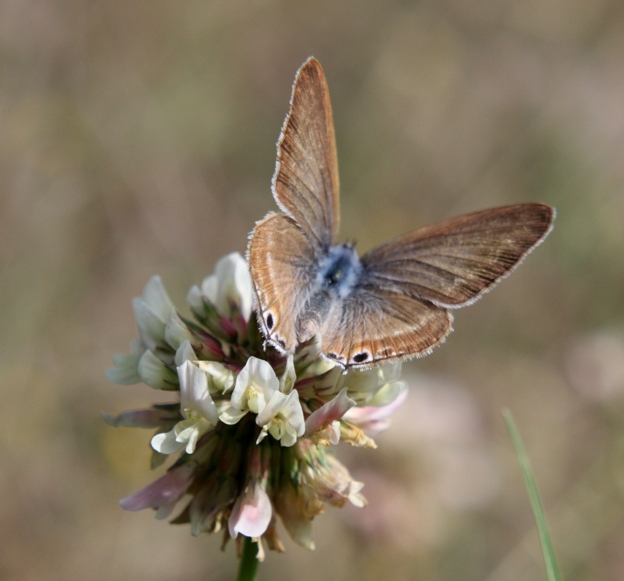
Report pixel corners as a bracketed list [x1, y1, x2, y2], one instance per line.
[247, 57, 554, 370]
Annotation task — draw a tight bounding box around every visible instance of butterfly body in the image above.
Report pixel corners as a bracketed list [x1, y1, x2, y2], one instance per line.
[317, 244, 361, 297]
[247, 58, 555, 370]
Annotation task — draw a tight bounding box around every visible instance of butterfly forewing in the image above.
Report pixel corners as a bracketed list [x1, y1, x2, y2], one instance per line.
[319, 287, 452, 368]
[272, 57, 340, 250]
[361, 204, 554, 308]
[247, 213, 318, 352]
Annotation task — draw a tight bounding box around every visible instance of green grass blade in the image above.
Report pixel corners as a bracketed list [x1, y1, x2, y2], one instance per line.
[502, 409, 563, 581]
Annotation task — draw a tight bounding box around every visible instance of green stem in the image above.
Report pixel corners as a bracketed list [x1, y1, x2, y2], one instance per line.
[237, 536, 259, 581]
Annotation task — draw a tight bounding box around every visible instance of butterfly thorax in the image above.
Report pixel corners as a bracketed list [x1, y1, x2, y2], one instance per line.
[317, 244, 361, 299]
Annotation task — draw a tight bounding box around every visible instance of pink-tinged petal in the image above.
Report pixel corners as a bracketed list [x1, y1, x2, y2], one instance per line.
[344, 388, 408, 435]
[228, 482, 272, 539]
[101, 407, 179, 429]
[119, 462, 196, 518]
[305, 388, 356, 437]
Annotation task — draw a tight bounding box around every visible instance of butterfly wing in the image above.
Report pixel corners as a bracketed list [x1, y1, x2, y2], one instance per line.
[319, 203, 554, 368]
[319, 287, 452, 368]
[360, 203, 554, 308]
[247, 213, 319, 352]
[272, 57, 340, 250]
[249, 57, 340, 350]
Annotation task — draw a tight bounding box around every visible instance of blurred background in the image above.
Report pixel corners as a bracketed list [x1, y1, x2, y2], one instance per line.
[2, 0, 624, 579]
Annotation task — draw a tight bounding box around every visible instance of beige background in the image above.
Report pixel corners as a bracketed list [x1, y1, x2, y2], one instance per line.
[2, 0, 624, 579]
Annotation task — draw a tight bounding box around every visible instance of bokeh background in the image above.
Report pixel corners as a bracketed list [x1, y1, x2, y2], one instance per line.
[2, 0, 624, 579]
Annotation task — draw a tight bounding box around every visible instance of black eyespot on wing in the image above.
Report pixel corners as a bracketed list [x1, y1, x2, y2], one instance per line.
[266, 313, 274, 330]
[353, 352, 369, 363]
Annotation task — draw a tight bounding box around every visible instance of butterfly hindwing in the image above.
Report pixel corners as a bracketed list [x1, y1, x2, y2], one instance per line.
[318, 286, 452, 368]
[272, 57, 340, 250]
[247, 213, 318, 352]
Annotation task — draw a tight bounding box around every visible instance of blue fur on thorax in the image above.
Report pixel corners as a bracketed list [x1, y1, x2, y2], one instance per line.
[317, 244, 361, 299]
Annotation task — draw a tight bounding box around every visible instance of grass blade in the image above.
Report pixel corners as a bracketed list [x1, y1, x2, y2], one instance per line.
[502, 409, 562, 581]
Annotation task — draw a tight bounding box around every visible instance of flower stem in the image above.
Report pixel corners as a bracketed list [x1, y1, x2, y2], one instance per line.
[237, 536, 259, 581]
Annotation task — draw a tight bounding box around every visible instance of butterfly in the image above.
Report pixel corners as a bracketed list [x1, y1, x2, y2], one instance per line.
[247, 57, 554, 370]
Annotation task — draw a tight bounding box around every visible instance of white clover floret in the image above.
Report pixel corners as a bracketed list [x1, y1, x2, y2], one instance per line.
[187, 252, 253, 321]
[132, 276, 176, 351]
[151, 361, 218, 455]
[196, 360, 235, 395]
[256, 389, 305, 447]
[219, 357, 279, 425]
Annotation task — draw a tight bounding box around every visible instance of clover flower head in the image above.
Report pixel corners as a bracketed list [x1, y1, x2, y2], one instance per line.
[105, 252, 407, 554]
